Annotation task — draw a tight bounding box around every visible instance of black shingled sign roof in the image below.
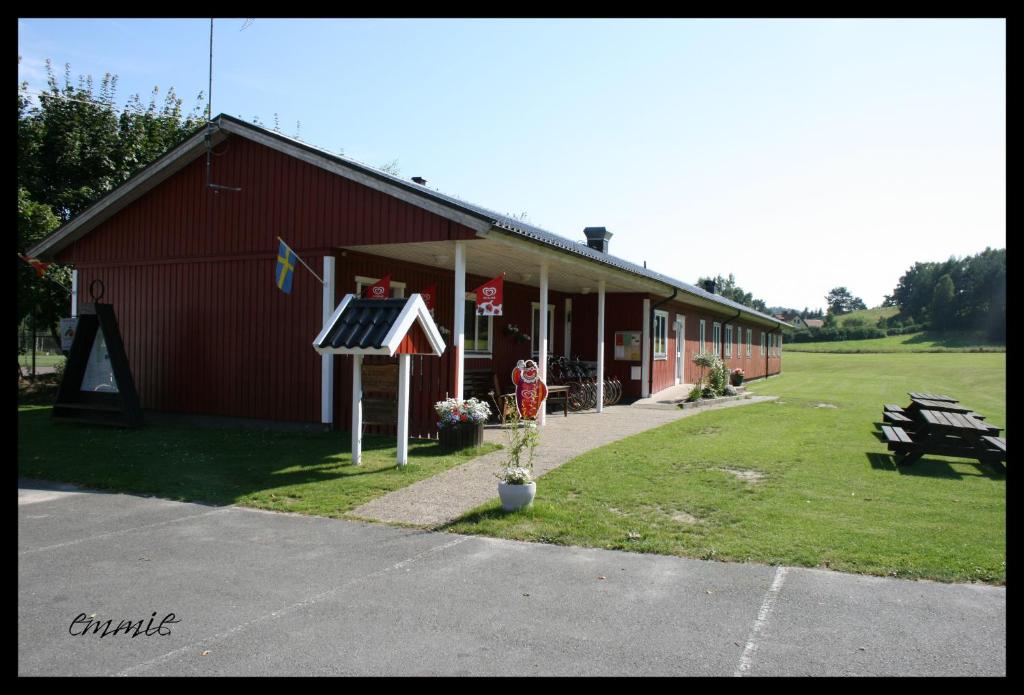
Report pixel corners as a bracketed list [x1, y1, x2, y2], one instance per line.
[317, 298, 408, 350]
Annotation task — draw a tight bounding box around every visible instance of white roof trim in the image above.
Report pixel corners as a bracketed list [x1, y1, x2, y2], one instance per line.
[27, 127, 221, 259]
[380, 294, 446, 357]
[312, 294, 355, 353]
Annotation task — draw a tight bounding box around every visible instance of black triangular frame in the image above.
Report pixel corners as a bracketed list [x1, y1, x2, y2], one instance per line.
[53, 302, 142, 427]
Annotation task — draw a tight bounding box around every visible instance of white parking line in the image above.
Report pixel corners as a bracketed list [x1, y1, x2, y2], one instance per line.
[114, 535, 472, 677]
[18, 508, 232, 556]
[734, 566, 788, 677]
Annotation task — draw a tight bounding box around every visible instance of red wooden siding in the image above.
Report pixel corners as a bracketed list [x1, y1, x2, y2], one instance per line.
[56, 135, 478, 267]
[395, 322, 433, 355]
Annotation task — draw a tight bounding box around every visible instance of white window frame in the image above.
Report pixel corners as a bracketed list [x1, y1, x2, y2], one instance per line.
[736, 325, 742, 358]
[355, 275, 406, 299]
[713, 322, 721, 356]
[653, 310, 669, 360]
[760, 331, 766, 356]
[746, 328, 752, 357]
[531, 302, 556, 358]
[699, 319, 707, 354]
[725, 325, 733, 358]
[464, 293, 493, 357]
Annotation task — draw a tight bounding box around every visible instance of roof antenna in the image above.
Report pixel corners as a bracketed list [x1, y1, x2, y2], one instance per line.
[205, 17, 241, 193]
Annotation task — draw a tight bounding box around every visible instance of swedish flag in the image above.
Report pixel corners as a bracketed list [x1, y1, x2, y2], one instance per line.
[275, 239, 297, 293]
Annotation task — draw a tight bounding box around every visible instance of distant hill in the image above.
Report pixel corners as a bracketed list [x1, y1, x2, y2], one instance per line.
[834, 306, 900, 328]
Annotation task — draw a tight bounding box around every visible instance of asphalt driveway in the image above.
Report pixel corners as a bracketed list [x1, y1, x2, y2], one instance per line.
[18, 479, 1005, 676]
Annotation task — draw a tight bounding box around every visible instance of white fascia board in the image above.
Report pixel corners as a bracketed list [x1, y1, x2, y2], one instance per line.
[27, 128, 218, 259]
[381, 294, 446, 357]
[217, 120, 492, 236]
[312, 294, 355, 351]
[316, 346, 392, 356]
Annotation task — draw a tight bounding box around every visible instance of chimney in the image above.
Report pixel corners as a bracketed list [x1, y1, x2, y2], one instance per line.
[701, 279, 717, 294]
[411, 176, 427, 185]
[583, 226, 613, 253]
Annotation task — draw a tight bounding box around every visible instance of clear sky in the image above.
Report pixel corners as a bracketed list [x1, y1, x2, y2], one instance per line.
[18, 18, 1005, 311]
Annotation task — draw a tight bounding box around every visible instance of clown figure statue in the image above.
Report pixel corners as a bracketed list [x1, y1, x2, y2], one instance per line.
[512, 359, 548, 420]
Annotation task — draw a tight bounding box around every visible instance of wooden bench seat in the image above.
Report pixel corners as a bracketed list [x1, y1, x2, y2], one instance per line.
[883, 404, 905, 413]
[881, 425, 913, 445]
[883, 411, 913, 425]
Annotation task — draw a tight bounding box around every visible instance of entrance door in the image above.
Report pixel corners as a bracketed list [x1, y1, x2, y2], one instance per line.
[675, 317, 685, 384]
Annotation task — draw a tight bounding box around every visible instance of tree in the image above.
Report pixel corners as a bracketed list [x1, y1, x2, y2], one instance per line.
[929, 274, 956, 331]
[18, 60, 205, 348]
[825, 287, 866, 315]
[697, 273, 769, 312]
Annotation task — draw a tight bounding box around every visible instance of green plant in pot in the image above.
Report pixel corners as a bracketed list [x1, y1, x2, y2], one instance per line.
[496, 407, 539, 511]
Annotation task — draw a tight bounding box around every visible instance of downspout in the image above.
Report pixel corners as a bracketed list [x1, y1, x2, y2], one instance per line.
[648, 287, 678, 397]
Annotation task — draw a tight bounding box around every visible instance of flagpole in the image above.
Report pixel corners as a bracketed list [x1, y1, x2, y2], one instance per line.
[277, 237, 324, 285]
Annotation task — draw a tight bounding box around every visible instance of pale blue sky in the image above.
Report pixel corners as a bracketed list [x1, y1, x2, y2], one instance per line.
[18, 18, 1005, 310]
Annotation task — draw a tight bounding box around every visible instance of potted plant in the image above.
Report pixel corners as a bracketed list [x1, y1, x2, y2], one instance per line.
[730, 368, 745, 386]
[434, 397, 491, 451]
[496, 407, 539, 511]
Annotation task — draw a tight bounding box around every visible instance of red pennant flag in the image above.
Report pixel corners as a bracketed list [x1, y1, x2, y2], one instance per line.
[19, 254, 50, 278]
[363, 274, 391, 299]
[418, 283, 437, 314]
[472, 274, 503, 316]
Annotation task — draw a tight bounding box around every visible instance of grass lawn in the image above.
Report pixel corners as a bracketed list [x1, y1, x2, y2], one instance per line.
[834, 306, 900, 327]
[17, 405, 498, 518]
[444, 352, 1006, 584]
[18, 353, 66, 368]
[786, 331, 1004, 353]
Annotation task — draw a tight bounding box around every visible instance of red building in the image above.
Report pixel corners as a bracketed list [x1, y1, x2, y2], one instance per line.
[30, 114, 788, 437]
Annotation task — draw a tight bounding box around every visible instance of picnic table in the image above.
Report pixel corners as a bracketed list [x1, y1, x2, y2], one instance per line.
[879, 395, 1005, 466]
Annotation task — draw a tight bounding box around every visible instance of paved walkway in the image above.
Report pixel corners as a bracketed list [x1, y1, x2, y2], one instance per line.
[350, 395, 777, 527]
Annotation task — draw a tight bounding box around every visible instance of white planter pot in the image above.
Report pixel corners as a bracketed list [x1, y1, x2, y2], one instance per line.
[498, 481, 536, 511]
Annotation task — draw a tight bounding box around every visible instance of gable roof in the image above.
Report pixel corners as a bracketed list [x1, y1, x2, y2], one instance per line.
[313, 294, 445, 356]
[29, 113, 788, 329]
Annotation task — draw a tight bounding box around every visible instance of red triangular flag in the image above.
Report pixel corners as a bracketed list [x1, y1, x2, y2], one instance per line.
[472, 274, 503, 316]
[363, 274, 391, 299]
[19, 254, 50, 278]
[418, 283, 437, 314]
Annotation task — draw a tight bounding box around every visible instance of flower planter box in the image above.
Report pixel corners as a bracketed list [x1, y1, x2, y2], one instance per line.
[438, 423, 485, 451]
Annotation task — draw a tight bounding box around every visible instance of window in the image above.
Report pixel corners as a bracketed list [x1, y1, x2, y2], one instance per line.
[778, 335, 782, 356]
[713, 322, 721, 356]
[746, 328, 752, 357]
[653, 310, 669, 360]
[736, 325, 742, 358]
[760, 331, 766, 356]
[699, 320, 706, 354]
[464, 295, 492, 355]
[725, 325, 733, 358]
[531, 303, 556, 357]
[355, 275, 405, 298]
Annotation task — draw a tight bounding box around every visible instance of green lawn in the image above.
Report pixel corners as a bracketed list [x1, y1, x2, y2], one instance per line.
[18, 353, 66, 368]
[17, 406, 498, 517]
[834, 306, 900, 327]
[444, 351, 1006, 584]
[786, 331, 1004, 353]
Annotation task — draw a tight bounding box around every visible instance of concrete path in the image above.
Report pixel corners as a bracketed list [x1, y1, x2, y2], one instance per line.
[350, 396, 776, 527]
[18, 481, 1005, 677]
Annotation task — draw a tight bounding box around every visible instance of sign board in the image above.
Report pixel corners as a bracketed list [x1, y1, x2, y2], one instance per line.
[59, 317, 78, 352]
[614, 331, 642, 361]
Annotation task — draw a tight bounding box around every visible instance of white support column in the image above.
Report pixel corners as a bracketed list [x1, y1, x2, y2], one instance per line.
[539, 263, 549, 427]
[321, 256, 335, 426]
[397, 353, 410, 466]
[596, 280, 605, 413]
[641, 298, 651, 398]
[351, 355, 363, 465]
[71, 269, 79, 317]
[564, 297, 572, 358]
[453, 241, 466, 400]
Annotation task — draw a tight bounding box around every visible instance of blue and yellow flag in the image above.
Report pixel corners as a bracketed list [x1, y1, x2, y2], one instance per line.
[275, 239, 298, 293]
